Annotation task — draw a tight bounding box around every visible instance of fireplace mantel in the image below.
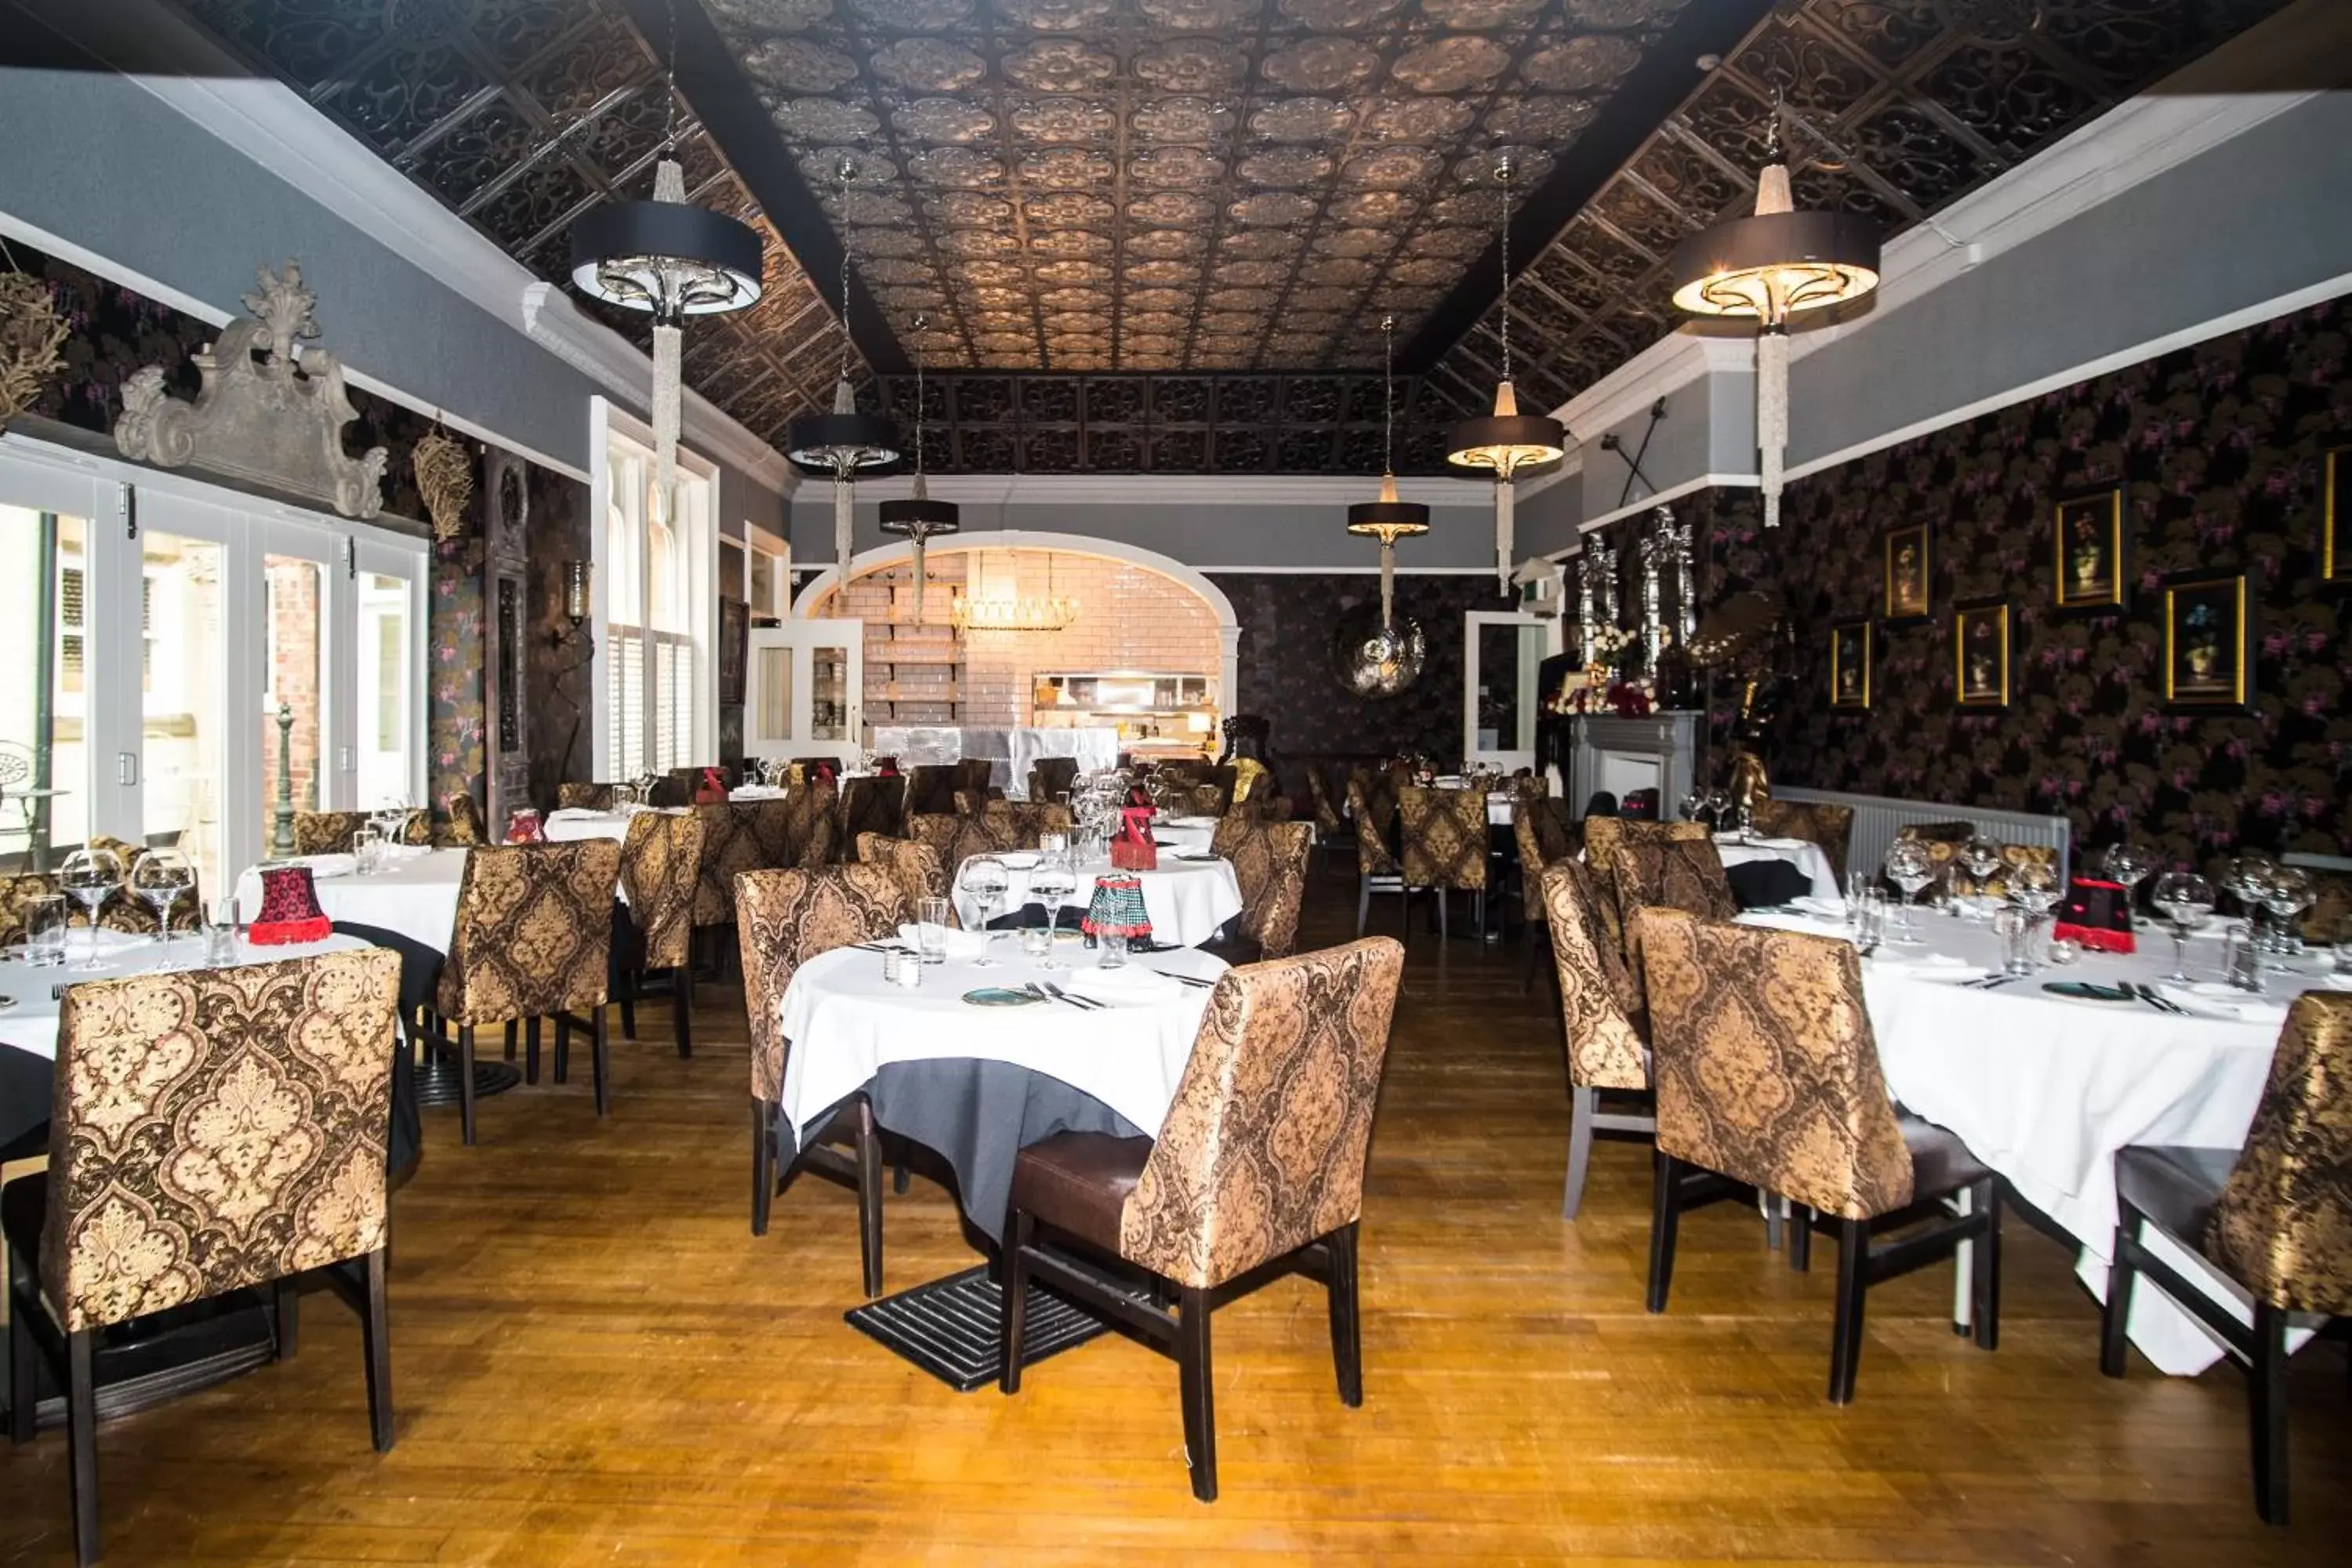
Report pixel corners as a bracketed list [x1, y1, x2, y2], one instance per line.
[1566, 711, 1701, 817]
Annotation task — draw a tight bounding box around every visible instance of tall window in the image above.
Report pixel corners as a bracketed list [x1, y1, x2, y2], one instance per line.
[604, 426, 708, 777]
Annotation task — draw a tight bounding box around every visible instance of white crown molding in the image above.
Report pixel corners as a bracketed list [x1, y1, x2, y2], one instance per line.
[1547, 472, 1758, 557]
[826, 472, 1481, 508]
[26, 0, 792, 493]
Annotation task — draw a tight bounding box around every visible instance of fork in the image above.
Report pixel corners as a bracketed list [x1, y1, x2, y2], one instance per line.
[1043, 981, 1102, 1011]
[2133, 982, 2187, 1014]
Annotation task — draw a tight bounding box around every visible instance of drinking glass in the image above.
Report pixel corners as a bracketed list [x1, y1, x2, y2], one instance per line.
[1098, 931, 1128, 969]
[2260, 866, 2314, 964]
[1029, 856, 1076, 970]
[2097, 843, 2153, 920]
[916, 895, 950, 966]
[203, 900, 240, 967]
[23, 895, 68, 968]
[1993, 907, 2034, 975]
[2221, 854, 2278, 950]
[59, 846, 125, 972]
[1852, 887, 1886, 951]
[1958, 837, 2005, 920]
[129, 846, 196, 944]
[964, 856, 1008, 968]
[1679, 788, 1707, 824]
[1019, 926, 1053, 963]
[1703, 788, 1730, 827]
[1882, 839, 1935, 944]
[2150, 871, 2213, 983]
[359, 827, 390, 876]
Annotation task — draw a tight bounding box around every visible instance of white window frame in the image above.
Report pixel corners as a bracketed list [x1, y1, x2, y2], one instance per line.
[744, 524, 790, 619]
[590, 397, 717, 781]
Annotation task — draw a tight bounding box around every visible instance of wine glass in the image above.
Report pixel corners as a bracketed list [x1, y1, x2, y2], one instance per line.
[2261, 866, 2314, 966]
[2151, 871, 2214, 983]
[1679, 787, 1707, 824]
[1703, 788, 1730, 829]
[1958, 837, 2005, 921]
[1029, 854, 1076, 970]
[59, 845, 125, 972]
[964, 855, 1009, 968]
[2097, 843, 2153, 917]
[1882, 838, 1935, 943]
[129, 846, 195, 946]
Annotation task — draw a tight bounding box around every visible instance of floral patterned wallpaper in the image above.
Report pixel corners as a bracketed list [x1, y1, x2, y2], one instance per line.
[1681, 296, 2351, 871]
[429, 539, 487, 818]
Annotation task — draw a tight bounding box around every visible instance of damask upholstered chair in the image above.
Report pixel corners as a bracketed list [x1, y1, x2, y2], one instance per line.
[1206, 818, 1311, 961]
[612, 810, 707, 1058]
[443, 791, 486, 846]
[1514, 797, 1578, 993]
[2100, 992, 2352, 1525]
[1632, 908, 2000, 1403]
[1541, 862, 1655, 1220]
[1000, 938, 1406, 1501]
[291, 811, 373, 855]
[434, 840, 623, 1145]
[858, 832, 950, 915]
[905, 764, 960, 817]
[1611, 836, 1739, 923]
[780, 781, 840, 869]
[2303, 869, 2350, 946]
[1750, 798, 1855, 892]
[4, 949, 404, 1564]
[736, 865, 913, 1298]
[1345, 774, 1403, 938]
[838, 775, 906, 851]
[1304, 764, 1349, 863]
[691, 799, 804, 935]
[955, 757, 997, 806]
[1581, 818, 1709, 949]
[557, 782, 620, 810]
[1029, 756, 1080, 806]
[1, 870, 203, 942]
[1399, 785, 1490, 941]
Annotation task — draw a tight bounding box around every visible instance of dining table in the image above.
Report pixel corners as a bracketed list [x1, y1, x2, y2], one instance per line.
[233, 846, 470, 956]
[1738, 902, 2342, 1374]
[951, 851, 1243, 949]
[1715, 832, 1842, 902]
[546, 805, 680, 844]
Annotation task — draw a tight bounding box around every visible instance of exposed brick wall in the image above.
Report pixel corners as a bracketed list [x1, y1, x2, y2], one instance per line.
[260, 557, 322, 837]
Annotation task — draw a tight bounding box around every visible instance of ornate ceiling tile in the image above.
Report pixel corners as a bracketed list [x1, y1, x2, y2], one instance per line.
[1140, 0, 1263, 28]
[1480, 92, 1598, 143]
[873, 36, 990, 90]
[939, 227, 1022, 257]
[894, 96, 999, 143]
[1520, 34, 1644, 93]
[1022, 191, 1116, 226]
[1249, 96, 1356, 142]
[1212, 260, 1290, 288]
[1131, 39, 1250, 93]
[957, 260, 1031, 286]
[1008, 96, 1120, 142]
[875, 285, 950, 312]
[1029, 228, 1114, 256]
[1127, 229, 1209, 259]
[1300, 257, 1374, 288]
[1362, 95, 1479, 140]
[849, 225, 927, 256]
[848, 0, 968, 27]
[1338, 146, 1446, 189]
[1224, 229, 1305, 260]
[1261, 37, 1382, 94]
[1391, 35, 1512, 96]
[1386, 256, 1461, 288]
[797, 145, 898, 187]
[929, 190, 1014, 225]
[1123, 312, 1190, 335]
[1278, 0, 1404, 29]
[1021, 147, 1118, 187]
[1129, 146, 1224, 187]
[1000, 0, 1116, 28]
[906, 146, 1005, 187]
[1330, 189, 1417, 226]
[1125, 287, 1195, 312]
[958, 285, 1029, 310]
[863, 256, 938, 285]
[822, 187, 915, 223]
[1036, 259, 1115, 285]
[1002, 39, 1120, 91]
[1127, 191, 1216, 227]
[1236, 147, 1336, 187]
[1314, 227, 1390, 259]
[1126, 260, 1203, 286]
[1289, 285, 1363, 310]
[1420, 0, 1548, 27]
[1229, 191, 1321, 227]
[716, 0, 837, 27]
[1131, 96, 1235, 143]
[1451, 143, 1553, 186]
[742, 36, 860, 93]
[1040, 286, 1113, 310]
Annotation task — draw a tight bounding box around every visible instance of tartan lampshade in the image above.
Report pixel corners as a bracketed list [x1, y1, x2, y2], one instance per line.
[1081, 874, 1152, 944]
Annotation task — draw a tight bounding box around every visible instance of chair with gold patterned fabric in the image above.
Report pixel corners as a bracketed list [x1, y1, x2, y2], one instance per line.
[736, 865, 913, 1298]
[557, 782, 620, 810]
[2, 869, 204, 942]
[612, 810, 707, 1059]
[1205, 818, 1311, 961]
[2099, 991, 2352, 1525]
[954, 757, 997, 806]
[1345, 774, 1403, 937]
[1514, 797, 1579, 994]
[2299, 869, 2350, 947]
[1304, 763, 1348, 844]
[443, 791, 486, 846]
[1612, 836, 1739, 923]
[1399, 786, 1490, 942]
[1028, 756, 1080, 807]
[838, 775, 906, 852]
[1631, 907, 2000, 1403]
[1750, 798, 1856, 892]
[291, 811, 373, 855]
[1581, 817, 1710, 949]
[984, 800, 1073, 847]
[905, 764, 960, 817]
[431, 840, 622, 1145]
[1000, 937, 1406, 1501]
[1541, 861, 1654, 1220]
[858, 832, 950, 916]
[3, 949, 404, 1563]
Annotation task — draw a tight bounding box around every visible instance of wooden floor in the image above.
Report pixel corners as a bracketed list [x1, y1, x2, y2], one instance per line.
[3, 870, 2347, 1566]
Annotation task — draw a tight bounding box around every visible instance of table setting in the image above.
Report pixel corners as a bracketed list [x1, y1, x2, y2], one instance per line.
[950, 844, 1241, 949]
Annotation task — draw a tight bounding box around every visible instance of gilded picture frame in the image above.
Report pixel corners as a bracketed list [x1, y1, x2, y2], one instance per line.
[1882, 522, 1931, 625]
[2324, 445, 2348, 585]
[2161, 572, 2251, 713]
[2053, 488, 2129, 612]
[1953, 600, 2011, 710]
[1830, 619, 1872, 711]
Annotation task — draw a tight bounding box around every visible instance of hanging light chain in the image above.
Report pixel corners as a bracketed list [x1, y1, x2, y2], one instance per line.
[1381, 314, 1396, 474]
[912, 312, 927, 478]
[1496, 156, 1514, 386]
[836, 159, 856, 384]
[661, 0, 680, 151]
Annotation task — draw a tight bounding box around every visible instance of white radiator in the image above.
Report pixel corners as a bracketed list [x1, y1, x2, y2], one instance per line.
[1769, 786, 2072, 887]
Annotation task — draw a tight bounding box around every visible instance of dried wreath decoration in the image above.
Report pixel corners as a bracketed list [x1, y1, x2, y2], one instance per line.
[412, 421, 474, 542]
[0, 270, 70, 434]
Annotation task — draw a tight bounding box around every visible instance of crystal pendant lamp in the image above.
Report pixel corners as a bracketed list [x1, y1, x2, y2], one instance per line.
[788, 159, 901, 589]
[1446, 154, 1565, 595]
[1668, 116, 1879, 528]
[1347, 316, 1429, 631]
[877, 314, 957, 625]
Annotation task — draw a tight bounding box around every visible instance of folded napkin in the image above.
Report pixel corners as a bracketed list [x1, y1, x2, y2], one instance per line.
[895, 924, 990, 960]
[547, 807, 601, 821]
[292, 852, 358, 880]
[1062, 967, 1180, 1004]
[1791, 895, 1849, 919]
[1869, 953, 1984, 979]
[2166, 982, 2292, 1022]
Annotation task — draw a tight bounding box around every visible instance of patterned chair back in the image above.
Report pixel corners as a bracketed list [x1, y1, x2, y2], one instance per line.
[691, 798, 815, 925]
[1119, 938, 1405, 1290]
[436, 840, 622, 1025]
[1613, 836, 1739, 922]
[906, 764, 960, 816]
[1343, 775, 1399, 877]
[291, 811, 372, 856]
[1581, 817, 1709, 946]
[1304, 764, 1345, 836]
[1029, 756, 1080, 805]
[619, 810, 706, 971]
[955, 758, 996, 804]
[557, 782, 621, 811]
[1541, 862, 1648, 1091]
[39, 948, 401, 1333]
[735, 866, 913, 1105]
[5, 867, 205, 941]
[2303, 869, 2351, 947]
[444, 791, 487, 846]
[1750, 799, 1854, 891]
[2206, 991, 2352, 1316]
[1398, 786, 1488, 892]
[856, 833, 949, 914]
[780, 782, 841, 869]
[839, 775, 907, 851]
[1632, 907, 1915, 1221]
[1513, 798, 1578, 921]
[1208, 818, 1312, 959]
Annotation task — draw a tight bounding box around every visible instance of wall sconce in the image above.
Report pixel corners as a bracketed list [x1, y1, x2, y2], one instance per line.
[550, 560, 591, 648]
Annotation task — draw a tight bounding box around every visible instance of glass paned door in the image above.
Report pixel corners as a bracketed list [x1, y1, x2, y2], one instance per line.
[141, 530, 227, 892]
[357, 570, 412, 810]
[262, 553, 330, 849]
[0, 502, 87, 869]
[1465, 611, 1555, 773]
[744, 620, 861, 762]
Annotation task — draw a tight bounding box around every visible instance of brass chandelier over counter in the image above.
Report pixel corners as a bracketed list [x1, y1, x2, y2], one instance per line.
[951, 550, 1077, 634]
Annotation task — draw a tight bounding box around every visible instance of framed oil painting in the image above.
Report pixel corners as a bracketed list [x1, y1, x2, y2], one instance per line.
[1882, 523, 1931, 624]
[1953, 600, 2010, 709]
[718, 595, 749, 706]
[2053, 488, 2128, 612]
[1829, 619, 1872, 710]
[2161, 573, 2250, 712]
[2325, 445, 2348, 584]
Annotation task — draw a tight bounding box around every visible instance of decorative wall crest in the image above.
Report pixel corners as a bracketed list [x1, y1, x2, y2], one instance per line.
[114, 260, 387, 518]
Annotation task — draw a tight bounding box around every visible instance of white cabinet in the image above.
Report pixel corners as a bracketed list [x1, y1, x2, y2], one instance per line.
[745, 618, 862, 763]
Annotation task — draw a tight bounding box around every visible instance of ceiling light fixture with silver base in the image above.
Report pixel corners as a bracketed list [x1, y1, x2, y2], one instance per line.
[877, 314, 957, 626]
[788, 157, 901, 592]
[1347, 314, 1429, 632]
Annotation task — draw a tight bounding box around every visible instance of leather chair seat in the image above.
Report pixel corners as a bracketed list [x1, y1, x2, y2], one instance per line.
[2115, 1144, 2238, 1242]
[1899, 1114, 1993, 1201]
[2, 1167, 46, 1257]
[1007, 1131, 1154, 1254]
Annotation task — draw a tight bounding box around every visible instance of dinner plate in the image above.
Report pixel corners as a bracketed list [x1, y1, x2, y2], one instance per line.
[2042, 981, 2136, 1004]
[962, 987, 1043, 1007]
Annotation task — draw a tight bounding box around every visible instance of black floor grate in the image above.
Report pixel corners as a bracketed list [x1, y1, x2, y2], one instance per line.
[846, 1262, 1138, 1392]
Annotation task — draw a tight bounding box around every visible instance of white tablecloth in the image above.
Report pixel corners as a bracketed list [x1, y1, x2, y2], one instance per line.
[0, 930, 372, 1061]
[234, 848, 470, 956]
[1741, 906, 2334, 1374]
[952, 853, 1242, 949]
[774, 942, 1226, 1148]
[1716, 834, 1842, 902]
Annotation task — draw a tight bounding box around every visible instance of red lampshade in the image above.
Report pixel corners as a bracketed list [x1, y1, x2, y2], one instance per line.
[249, 866, 330, 946]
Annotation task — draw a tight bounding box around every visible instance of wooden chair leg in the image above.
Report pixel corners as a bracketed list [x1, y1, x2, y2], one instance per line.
[854, 1100, 884, 1298]
[590, 1006, 610, 1117]
[2252, 1302, 2290, 1525]
[1788, 1205, 1813, 1273]
[619, 990, 637, 1042]
[1972, 1179, 2002, 1352]
[1436, 886, 1449, 942]
[1562, 1085, 1596, 1220]
[361, 1247, 394, 1454]
[673, 965, 694, 1058]
[1000, 1208, 1033, 1395]
[1326, 1221, 1363, 1407]
[1178, 1285, 1217, 1503]
[67, 1326, 98, 1567]
[2098, 1207, 2139, 1378]
[9, 1251, 38, 1446]
[1828, 1216, 1871, 1405]
[525, 1015, 543, 1086]
[458, 1025, 477, 1146]
[274, 1276, 300, 1359]
[1522, 927, 1544, 994]
[503, 1018, 517, 1062]
[1355, 877, 1370, 938]
[750, 1100, 775, 1236]
[1646, 1149, 1682, 1313]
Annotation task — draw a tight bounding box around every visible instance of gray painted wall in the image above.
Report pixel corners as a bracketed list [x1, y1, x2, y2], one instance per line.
[1517, 466, 1583, 557]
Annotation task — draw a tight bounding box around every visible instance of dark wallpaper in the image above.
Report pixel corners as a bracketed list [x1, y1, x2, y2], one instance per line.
[1635, 296, 2350, 871]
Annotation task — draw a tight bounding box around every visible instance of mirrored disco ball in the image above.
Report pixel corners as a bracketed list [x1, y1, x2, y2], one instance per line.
[1330, 604, 1427, 698]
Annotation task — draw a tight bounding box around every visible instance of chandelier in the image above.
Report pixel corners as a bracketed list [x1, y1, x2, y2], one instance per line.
[1446, 154, 1565, 595]
[1347, 314, 1428, 632]
[878, 314, 957, 626]
[787, 158, 900, 586]
[951, 551, 1077, 633]
[1668, 111, 1879, 527]
[568, 6, 761, 538]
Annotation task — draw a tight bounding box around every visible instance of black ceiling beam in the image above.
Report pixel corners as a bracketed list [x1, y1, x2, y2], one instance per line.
[1400, 0, 1777, 376]
[620, 0, 911, 376]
